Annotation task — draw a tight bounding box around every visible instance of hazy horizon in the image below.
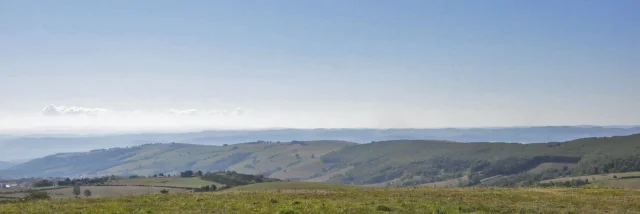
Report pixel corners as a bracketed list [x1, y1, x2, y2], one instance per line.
[1, 125, 639, 137]
[2, 1, 639, 133]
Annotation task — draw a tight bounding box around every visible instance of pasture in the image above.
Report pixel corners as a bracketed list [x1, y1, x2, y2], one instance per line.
[1, 186, 188, 199]
[106, 176, 220, 188]
[1, 186, 640, 213]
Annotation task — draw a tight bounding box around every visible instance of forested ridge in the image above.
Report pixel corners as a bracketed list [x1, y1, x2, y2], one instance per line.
[321, 134, 640, 186]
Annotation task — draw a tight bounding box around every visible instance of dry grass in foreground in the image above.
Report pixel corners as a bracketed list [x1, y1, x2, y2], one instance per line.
[1, 187, 640, 213]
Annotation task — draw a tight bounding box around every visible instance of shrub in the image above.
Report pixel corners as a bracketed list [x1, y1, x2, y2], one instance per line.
[376, 204, 394, 212]
[160, 189, 169, 194]
[23, 191, 51, 201]
[32, 179, 54, 188]
[278, 210, 295, 214]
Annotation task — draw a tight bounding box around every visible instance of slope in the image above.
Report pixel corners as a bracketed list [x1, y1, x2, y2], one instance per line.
[320, 134, 640, 186]
[0, 161, 17, 170]
[1, 141, 354, 179]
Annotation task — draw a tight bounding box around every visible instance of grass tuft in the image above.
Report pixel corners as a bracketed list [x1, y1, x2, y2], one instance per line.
[375, 204, 394, 211]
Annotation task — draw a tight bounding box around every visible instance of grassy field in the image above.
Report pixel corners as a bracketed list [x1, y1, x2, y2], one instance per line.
[598, 178, 640, 189]
[106, 177, 221, 188]
[541, 171, 640, 183]
[426, 177, 468, 188]
[1, 186, 189, 199]
[1, 187, 640, 213]
[229, 181, 358, 191]
[527, 163, 578, 174]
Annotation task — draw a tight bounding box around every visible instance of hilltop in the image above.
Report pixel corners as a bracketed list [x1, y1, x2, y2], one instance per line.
[3, 126, 639, 161]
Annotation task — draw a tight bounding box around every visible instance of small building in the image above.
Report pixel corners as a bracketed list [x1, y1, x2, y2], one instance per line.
[1, 183, 17, 188]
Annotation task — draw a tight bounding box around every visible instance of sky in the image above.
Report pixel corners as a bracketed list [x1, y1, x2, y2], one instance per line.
[1, 0, 639, 133]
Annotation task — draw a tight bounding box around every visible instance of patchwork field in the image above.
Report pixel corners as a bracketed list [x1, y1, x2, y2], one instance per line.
[1, 186, 188, 199]
[541, 171, 640, 183]
[1, 186, 639, 213]
[228, 181, 358, 191]
[106, 177, 221, 188]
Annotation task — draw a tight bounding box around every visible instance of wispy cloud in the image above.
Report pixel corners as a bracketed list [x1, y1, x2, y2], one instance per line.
[41, 105, 250, 117]
[42, 104, 109, 116]
[167, 109, 200, 116]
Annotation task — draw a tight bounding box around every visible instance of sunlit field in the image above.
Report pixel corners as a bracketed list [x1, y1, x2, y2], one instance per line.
[2, 186, 640, 213]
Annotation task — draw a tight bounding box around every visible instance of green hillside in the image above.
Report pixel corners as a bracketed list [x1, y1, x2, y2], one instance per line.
[4, 134, 640, 188]
[321, 134, 640, 186]
[5, 141, 354, 180]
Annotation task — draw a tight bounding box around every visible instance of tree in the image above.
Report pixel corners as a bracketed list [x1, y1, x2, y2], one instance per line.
[33, 179, 54, 187]
[73, 185, 81, 198]
[295, 153, 301, 159]
[158, 173, 164, 177]
[180, 170, 194, 177]
[196, 170, 203, 177]
[211, 184, 217, 191]
[57, 178, 72, 186]
[311, 153, 316, 159]
[84, 189, 92, 197]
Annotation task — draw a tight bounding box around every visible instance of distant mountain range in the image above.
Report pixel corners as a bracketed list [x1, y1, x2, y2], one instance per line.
[0, 161, 20, 170]
[1, 126, 639, 161]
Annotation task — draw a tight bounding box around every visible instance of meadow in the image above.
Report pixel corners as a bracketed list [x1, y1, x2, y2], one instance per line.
[105, 176, 221, 188]
[1, 186, 188, 200]
[1, 183, 640, 213]
[540, 171, 640, 188]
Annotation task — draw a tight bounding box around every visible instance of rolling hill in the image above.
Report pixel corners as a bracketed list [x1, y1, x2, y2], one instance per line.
[0, 161, 17, 170]
[3, 126, 639, 161]
[320, 134, 640, 186]
[1, 141, 353, 180]
[3, 133, 640, 188]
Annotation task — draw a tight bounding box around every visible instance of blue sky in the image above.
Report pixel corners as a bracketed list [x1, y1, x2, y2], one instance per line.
[1, 0, 639, 132]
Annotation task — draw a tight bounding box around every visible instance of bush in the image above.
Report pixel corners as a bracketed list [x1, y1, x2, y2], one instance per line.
[23, 191, 51, 201]
[376, 204, 394, 212]
[32, 179, 54, 188]
[160, 189, 169, 194]
[278, 210, 296, 214]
